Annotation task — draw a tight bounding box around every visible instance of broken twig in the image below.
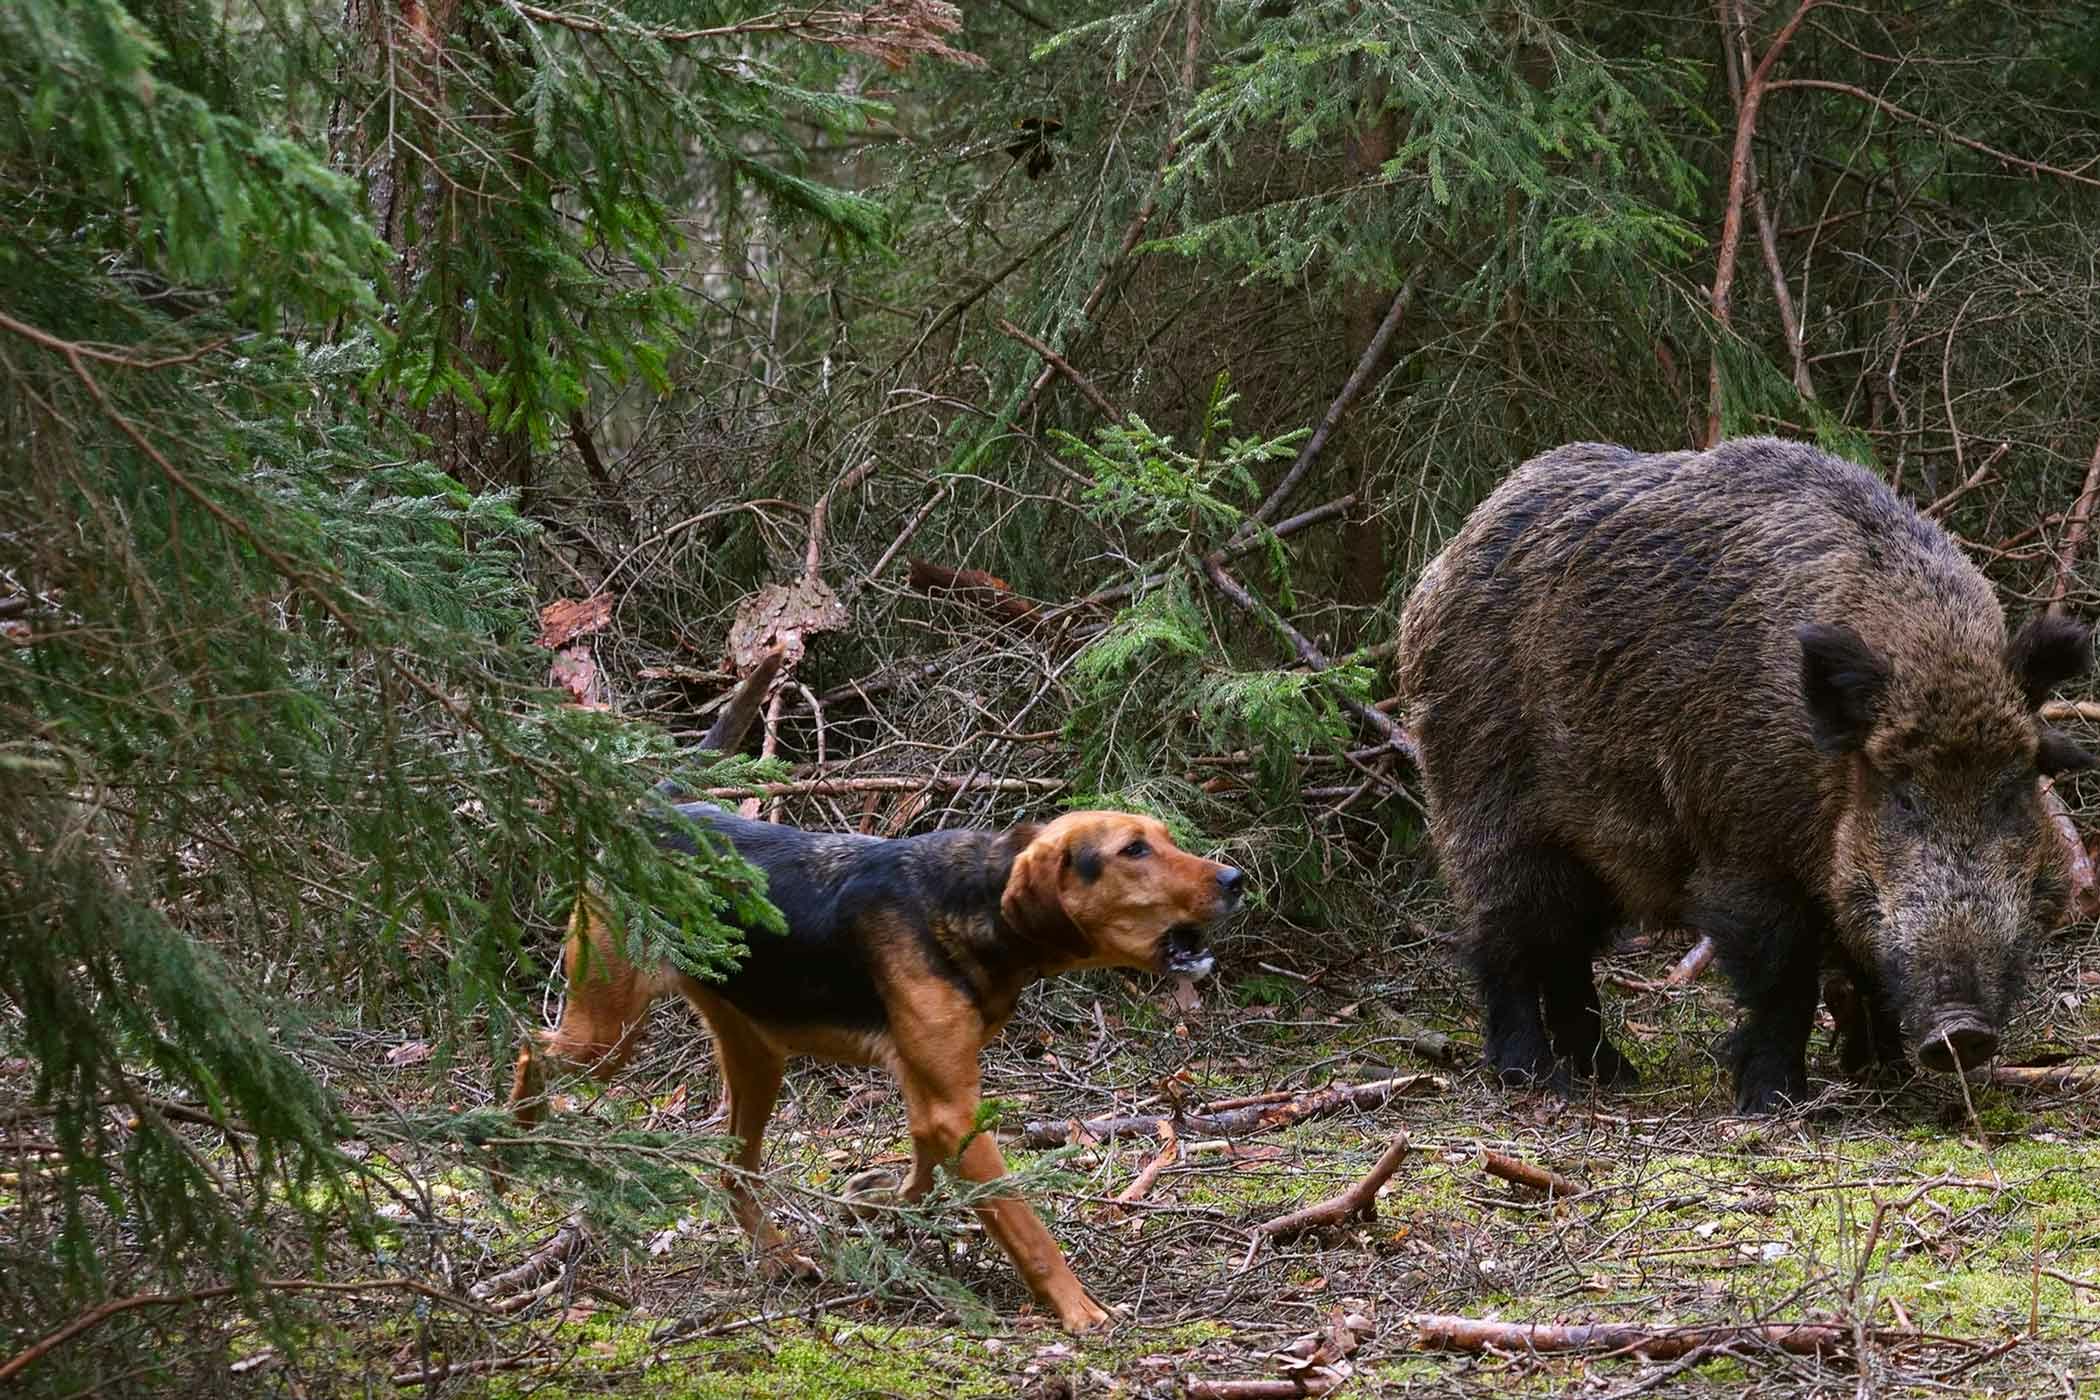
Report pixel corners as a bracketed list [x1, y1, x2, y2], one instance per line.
[1020, 1075, 1443, 1149]
[1481, 1150, 1583, 1199]
[1241, 1133, 1410, 1269]
[1399, 1312, 1877, 1360]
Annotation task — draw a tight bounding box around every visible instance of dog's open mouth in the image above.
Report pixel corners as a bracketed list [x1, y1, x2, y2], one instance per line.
[1161, 923, 1216, 979]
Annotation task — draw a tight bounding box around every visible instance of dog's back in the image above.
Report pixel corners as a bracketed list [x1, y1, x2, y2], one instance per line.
[658, 803, 1025, 1033]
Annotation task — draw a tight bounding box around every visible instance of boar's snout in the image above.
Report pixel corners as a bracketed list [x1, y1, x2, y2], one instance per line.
[1913, 1010, 1998, 1074]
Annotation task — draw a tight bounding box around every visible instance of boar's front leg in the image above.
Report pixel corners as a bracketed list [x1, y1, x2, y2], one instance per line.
[1465, 843, 1625, 1093]
[1696, 875, 1827, 1113]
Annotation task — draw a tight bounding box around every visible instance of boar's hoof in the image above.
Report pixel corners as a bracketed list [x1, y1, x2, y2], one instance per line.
[1914, 1013, 1997, 1074]
[1578, 1041, 1642, 1088]
[1724, 1032, 1809, 1114]
[1487, 1055, 1572, 1097]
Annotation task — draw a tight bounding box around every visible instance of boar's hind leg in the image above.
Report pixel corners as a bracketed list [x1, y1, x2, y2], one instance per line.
[1697, 878, 1825, 1113]
[1468, 844, 1627, 1092]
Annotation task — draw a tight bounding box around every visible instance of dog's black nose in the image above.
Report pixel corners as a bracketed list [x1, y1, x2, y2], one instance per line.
[1217, 867, 1245, 899]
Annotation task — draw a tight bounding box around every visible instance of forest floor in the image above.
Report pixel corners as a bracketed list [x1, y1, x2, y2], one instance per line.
[235, 919, 2100, 1398]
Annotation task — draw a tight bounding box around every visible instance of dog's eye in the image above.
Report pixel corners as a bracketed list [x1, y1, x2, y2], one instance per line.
[1121, 839, 1150, 859]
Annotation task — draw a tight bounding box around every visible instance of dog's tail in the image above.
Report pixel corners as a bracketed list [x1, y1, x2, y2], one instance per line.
[508, 891, 676, 1128]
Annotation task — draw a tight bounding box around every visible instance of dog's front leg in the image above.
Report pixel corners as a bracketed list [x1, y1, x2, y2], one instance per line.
[900, 1071, 1111, 1334]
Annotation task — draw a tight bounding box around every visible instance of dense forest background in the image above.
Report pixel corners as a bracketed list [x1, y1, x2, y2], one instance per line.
[8, 1, 2100, 1395]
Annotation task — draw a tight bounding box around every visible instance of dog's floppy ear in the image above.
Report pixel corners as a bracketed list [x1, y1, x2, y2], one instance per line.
[1001, 822, 1085, 960]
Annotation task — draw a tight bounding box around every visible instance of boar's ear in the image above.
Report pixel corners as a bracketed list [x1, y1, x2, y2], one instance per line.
[1799, 623, 1888, 755]
[2007, 614, 2091, 710]
[2037, 727, 2099, 777]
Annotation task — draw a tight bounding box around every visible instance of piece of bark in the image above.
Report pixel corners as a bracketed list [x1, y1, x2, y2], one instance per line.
[1020, 1075, 1443, 1149]
[1481, 1150, 1583, 1199]
[1241, 1133, 1410, 1269]
[1399, 1312, 1870, 1360]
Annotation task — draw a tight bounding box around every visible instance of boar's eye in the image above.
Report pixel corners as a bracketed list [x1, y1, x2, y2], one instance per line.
[1121, 838, 1151, 859]
[1887, 782, 1923, 821]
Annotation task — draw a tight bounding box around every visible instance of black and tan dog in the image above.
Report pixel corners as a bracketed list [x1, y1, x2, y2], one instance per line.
[509, 803, 1245, 1332]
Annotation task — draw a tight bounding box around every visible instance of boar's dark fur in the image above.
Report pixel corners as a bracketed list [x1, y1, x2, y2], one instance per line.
[1398, 438, 2096, 1113]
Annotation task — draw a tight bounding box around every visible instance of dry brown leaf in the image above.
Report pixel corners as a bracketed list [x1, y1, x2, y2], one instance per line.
[386, 1040, 433, 1068]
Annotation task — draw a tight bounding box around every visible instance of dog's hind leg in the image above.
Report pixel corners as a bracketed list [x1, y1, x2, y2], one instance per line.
[689, 992, 819, 1281]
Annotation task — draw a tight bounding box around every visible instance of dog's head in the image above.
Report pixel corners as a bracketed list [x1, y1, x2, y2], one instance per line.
[1001, 811, 1245, 978]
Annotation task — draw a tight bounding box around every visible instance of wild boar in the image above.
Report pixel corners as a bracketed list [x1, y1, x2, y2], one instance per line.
[1398, 437, 2094, 1112]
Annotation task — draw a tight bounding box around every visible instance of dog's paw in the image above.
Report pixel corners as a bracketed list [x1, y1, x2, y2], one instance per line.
[758, 1244, 824, 1283]
[1057, 1295, 1114, 1334]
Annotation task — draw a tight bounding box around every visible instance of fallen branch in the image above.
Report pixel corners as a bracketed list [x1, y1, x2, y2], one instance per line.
[1099, 1120, 1179, 1221]
[1188, 1311, 1375, 1399]
[1481, 1150, 1583, 1199]
[2041, 700, 2100, 725]
[1241, 1133, 1410, 1269]
[1199, 556, 1417, 764]
[1182, 1381, 1345, 1400]
[2051, 433, 2100, 613]
[997, 318, 1126, 423]
[2041, 782, 2099, 920]
[695, 647, 786, 754]
[1666, 936, 1716, 986]
[470, 1213, 587, 1310]
[1237, 270, 1425, 534]
[1398, 1312, 1876, 1360]
[1978, 1064, 2100, 1090]
[1019, 1074, 1443, 1149]
[0, 1278, 489, 1384]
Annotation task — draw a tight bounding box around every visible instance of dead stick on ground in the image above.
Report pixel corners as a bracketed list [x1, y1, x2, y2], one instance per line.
[470, 1213, 587, 1307]
[1184, 1379, 1347, 1400]
[1400, 1312, 1882, 1360]
[1241, 1132, 1411, 1270]
[1481, 1150, 1583, 1199]
[0, 1278, 491, 1384]
[1978, 1064, 2100, 1090]
[1100, 1120, 1179, 1221]
[704, 775, 1066, 801]
[1666, 936, 1716, 986]
[1020, 1075, 1443, 1149]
